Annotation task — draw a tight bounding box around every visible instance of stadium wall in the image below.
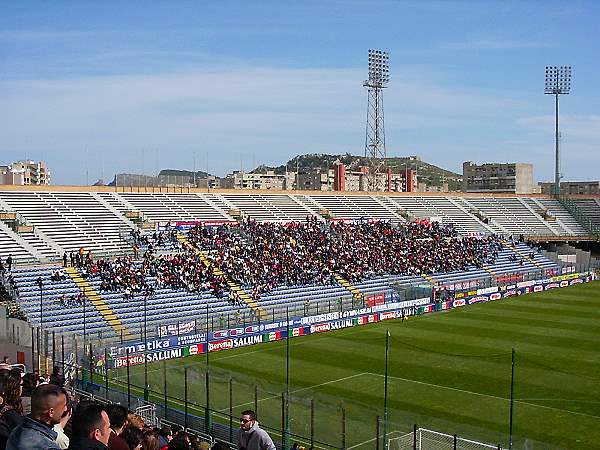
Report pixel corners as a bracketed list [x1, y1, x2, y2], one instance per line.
[0, 183, 556, 198]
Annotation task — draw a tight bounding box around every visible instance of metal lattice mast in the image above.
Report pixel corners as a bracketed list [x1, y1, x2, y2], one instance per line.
[364, 49, 389, 190]
[544, 65, 572, 196]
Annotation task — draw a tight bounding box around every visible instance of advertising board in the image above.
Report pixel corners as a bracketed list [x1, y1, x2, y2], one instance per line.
[107, 274, 592, 368]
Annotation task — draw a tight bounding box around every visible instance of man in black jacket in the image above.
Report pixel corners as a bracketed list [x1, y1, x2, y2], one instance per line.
[67, 402, 111, 450]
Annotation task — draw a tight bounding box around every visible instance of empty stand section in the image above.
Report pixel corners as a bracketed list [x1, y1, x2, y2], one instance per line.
[307, 194, 401, 220]
[533, 198, 588, 235]
[117, 192, 231, 222]
[0, 221, 39, 263]
[0, 191, 133, 255]
[573, 198, 600, 227]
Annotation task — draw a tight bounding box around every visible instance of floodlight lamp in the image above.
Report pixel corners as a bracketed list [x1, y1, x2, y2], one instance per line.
[544, 65, 572, 94]
[366, 49, 390, 86]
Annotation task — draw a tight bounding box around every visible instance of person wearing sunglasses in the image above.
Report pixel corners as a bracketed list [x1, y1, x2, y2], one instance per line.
[237, 410, 275, 450]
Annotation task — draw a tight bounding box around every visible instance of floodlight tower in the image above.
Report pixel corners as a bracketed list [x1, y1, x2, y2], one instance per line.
[544, 66, 572, 196]
[364, 49, 390, 190]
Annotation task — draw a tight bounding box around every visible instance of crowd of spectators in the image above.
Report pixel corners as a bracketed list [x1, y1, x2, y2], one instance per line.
[188, 218, 503, 298]
[69, 219, 503, 302]
[0, 364, 226, 450]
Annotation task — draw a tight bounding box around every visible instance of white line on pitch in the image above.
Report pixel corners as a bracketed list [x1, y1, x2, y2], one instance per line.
[515, 398, 600, 404]
[221, 372, 368, 412]
[347, 429, 406, 450]
[366, 372, 600, 420]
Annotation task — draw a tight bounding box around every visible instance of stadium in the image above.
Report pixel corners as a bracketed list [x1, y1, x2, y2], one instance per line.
[1, 186, 599, 449]
[2, 3, 600, 450]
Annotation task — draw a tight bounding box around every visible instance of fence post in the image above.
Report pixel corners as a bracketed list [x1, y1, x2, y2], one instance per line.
[376, 415, 381, 450]
[453, 434, 457, 450]
[310, 398, 315, 450]
[104, 348, 109, 400]
[254, 385, 258, 416]
[184, 367, 189, 430]
[52, 331, 56, 367]
[341, 404, 347, 450]
[36, 327, 41, 373]
[413, 424, 417, 450]
[163, 361, 168, 421]
[61, 334, 65, 379]
[281, 392, 285, 448]
[89, 345, 94, 387]
[31, 327, 35, 372]
[204, 366, 214, 435]
[126, 349, 131, 409]
[229, 377, 233, 443]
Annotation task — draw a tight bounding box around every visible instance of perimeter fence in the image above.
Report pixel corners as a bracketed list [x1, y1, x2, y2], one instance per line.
[15, 268, 597, 449]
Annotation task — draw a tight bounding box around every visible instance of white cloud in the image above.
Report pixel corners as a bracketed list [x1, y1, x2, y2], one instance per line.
[1, 64, 597, 183]
[441, 39, 552, 51]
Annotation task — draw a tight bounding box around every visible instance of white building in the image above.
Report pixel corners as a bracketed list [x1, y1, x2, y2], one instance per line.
[0, 160, 51, 185]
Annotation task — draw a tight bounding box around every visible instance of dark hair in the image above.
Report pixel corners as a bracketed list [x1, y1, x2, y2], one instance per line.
[0, 370, 22, 413]
[168, 438, 191, 450]
[106, 403, 129, 430]
[71, 402, 106, 439]
[31, 384, 67, 418]
[211, 443, 231, 450]
[159, 425, 173, 438]
[142, 430, 160, 450]
[22, 372, 38, 395]
[176, 431, 190, 442]
[240, 409, 256, 421]
[121, 426, 144, 450]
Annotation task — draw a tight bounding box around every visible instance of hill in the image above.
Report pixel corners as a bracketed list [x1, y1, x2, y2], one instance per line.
[253, 153, 463, 191]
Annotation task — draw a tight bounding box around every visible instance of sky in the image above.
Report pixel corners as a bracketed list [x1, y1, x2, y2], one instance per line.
[1, 1, 599, 185]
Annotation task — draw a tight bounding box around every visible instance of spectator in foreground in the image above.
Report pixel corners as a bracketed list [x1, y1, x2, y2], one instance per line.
[0, 370, 24, 449]
[119, 426, 143, 450]
[127, 414, 144, 430]
[105, 404, 129, 450]
[157, 425, 172, 449]
[6, 384, 68, 450]
[141, 429, 160, 450]
[237, 410, 275, 450]
[67, 402, 111, 450]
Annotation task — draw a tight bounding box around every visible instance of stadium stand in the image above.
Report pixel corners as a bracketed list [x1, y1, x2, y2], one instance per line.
[0, 221, 41, 263]
[1, 188, 596, 341]
[0, 191, 134, 255]
[573, 198, 600, 231]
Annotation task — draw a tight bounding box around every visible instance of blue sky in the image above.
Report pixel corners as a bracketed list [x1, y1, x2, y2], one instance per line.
[1, 1, 599, 185]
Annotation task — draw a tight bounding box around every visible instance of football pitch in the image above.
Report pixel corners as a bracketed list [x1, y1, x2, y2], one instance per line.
[111, 282, 600, 449]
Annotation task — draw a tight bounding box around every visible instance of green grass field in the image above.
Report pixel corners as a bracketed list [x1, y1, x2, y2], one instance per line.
[112, 282, 600, 449]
